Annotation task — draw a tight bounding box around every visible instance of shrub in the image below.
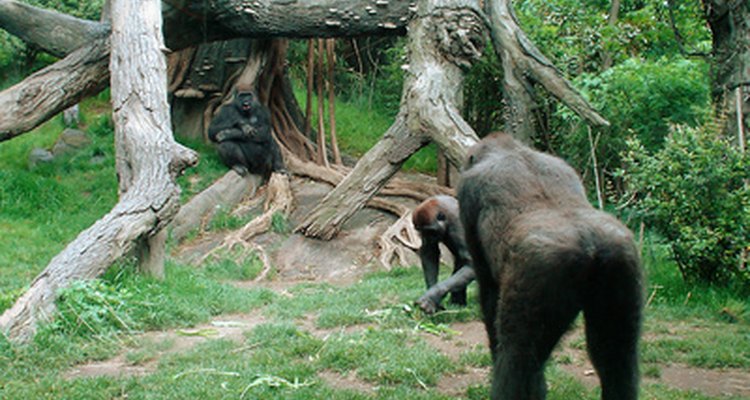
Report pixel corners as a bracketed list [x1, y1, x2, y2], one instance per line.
[621, 125, 749, 287]
[552, 57, 710, 197]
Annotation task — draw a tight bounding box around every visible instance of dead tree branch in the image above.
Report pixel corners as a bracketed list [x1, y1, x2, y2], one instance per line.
[0, 0, 197, 342]
[485, 0, 609, 141]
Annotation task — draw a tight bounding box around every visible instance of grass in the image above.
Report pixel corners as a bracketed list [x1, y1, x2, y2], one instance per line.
[292, 83, 438, 173]
[1, 91, 748, 400]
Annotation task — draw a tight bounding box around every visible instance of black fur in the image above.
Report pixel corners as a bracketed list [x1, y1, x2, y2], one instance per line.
[457, 133, 643, 400]
[412, 195, 475, 314]
[208, 91, 284, 178]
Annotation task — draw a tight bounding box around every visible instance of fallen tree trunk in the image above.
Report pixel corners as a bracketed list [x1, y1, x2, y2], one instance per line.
[0, 0, 197, 342]
[171, 171, 262, 242]
[0, 0, 107, 57]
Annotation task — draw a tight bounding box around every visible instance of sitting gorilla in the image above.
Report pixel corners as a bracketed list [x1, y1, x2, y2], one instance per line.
[412, 195, 475, 314]
[458, 133, 643, 400]
[208, 91, 284, 178]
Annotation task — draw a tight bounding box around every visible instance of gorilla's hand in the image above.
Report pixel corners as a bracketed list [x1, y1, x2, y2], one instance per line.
[241, 124, 254, 136]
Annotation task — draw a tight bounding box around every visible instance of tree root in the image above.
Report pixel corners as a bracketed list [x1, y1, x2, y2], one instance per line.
[377, 210, 421, 270]
[283, 147, 449, 215]
[196, 172, 293, 279]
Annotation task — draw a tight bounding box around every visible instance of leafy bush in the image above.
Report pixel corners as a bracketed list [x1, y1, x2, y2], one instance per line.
[464, 44, 505, 136]
[621, 125, 749, 287]
[52, 279, 138, 337]
[554, 57, 710, 192]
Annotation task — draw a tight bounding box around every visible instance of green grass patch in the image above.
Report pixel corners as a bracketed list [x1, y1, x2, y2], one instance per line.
[293, 83, 438, 173]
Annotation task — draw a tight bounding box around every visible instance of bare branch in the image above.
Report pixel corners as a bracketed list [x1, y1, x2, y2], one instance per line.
[485, 0, 609, 128]
[0, 0, 108, 57]
[0, 39, 110, 142]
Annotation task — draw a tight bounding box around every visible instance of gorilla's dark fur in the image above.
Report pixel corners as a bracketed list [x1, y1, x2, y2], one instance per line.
[208, 91, 284, 178]
[412, 195, 475, 314]
[458, 133, 643, 400]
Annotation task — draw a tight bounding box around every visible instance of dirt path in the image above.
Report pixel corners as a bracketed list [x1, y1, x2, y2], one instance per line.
[65, 282, 750, 398]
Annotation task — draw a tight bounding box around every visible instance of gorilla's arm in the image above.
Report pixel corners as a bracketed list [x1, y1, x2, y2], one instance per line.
[208, 106, 243, 143]
[416, 266, 476, 314]
[419, 235, 441, 289]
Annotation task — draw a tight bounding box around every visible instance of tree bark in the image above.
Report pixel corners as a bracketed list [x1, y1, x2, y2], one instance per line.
[485, 0, 609, 141]
[165, 0, 412, 48]
[702, 0, 750, 141]
[0, 0, 107, 57]
[0, 0, 198, 342]
[296, 0, 485, 240]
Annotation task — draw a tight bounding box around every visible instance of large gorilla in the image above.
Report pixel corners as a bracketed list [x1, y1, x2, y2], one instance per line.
[411, 195, 475, 314]
[208, 91, 284, 178]
[458, 133, 643, 400]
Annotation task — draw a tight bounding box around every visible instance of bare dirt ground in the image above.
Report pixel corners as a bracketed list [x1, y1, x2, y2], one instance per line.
[66, 178, 750, 398]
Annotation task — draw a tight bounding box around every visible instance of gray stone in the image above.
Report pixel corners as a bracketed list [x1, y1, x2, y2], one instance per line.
[51, 128, 91, 157]
[28, 148, 54, 168]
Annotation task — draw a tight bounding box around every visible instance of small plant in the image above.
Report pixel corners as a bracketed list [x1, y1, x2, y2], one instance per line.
[53, 279, 138, 337]
[270, 211, 290, 234]
[621, 125, 749, 287]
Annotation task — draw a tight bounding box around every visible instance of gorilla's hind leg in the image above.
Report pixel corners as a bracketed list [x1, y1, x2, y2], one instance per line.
[583, 255, 642, 400]
[491, 274, 581, 399]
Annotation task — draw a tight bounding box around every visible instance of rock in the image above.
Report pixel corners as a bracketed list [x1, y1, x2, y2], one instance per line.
[28, 148, 54, 168]
[63, 104, 80, 127]
[51, 128, 91, 157]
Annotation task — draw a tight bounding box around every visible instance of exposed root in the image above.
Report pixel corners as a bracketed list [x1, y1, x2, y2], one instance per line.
[197, 172, 293, 273]
[283, 148, 445, 216]
[377, 210, 422, 270]
[251, 242, 273, 282]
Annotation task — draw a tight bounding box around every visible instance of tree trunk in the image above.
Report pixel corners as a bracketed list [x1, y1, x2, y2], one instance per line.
[702, 0, 750, 143]
[485, 0, 609, 142]
[0, 0, 198, 342]
[296, 0, 485, 240]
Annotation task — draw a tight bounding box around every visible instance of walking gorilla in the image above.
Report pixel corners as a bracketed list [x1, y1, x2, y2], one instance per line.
[411, 195, 475, 314]
[208, 91, 284, 178]
[458, 133, 643, 400]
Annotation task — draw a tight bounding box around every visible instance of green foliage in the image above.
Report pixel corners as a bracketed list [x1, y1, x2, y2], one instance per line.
[203, 248, 264, 281]
[270, 211, 291, 234]
[621, 125, 749, 287]
[464, 44, 504, 136]
[52, 279, 138, 337]
[554, 57, 710, 191]
[0, 97, 117, 308]
[26, 0, 104, 19]
[515, 0, 710, 76]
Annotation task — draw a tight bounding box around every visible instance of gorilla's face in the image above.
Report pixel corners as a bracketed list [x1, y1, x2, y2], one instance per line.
[236, 92, 255, 115]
